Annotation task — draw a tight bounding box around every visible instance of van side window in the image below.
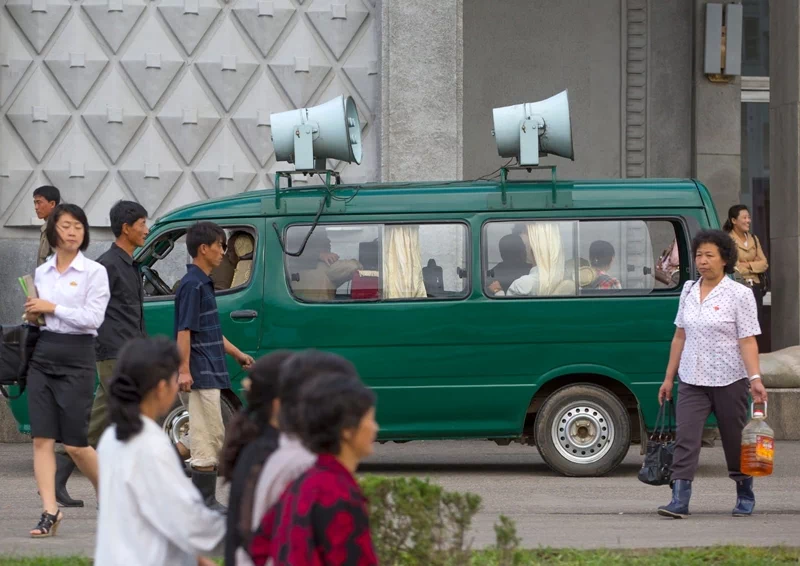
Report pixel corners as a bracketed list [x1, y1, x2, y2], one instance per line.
[483, 221, 578, 298]
[577, 220, 681, 293]
[141, 226, 257, 298]
[284, 223, 469, 302]
[483, 219, 683, 298]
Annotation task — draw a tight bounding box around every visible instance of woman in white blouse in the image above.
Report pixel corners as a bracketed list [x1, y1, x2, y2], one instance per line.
[24, 204, 110, 538]
[657, 229, 768, 519]
[95, 337, 224, 566]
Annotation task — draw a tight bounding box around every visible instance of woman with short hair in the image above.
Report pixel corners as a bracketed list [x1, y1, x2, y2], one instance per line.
[657, 229, 768, 519]
[249, 373, 379, 566]
[24, 203, 110, 538]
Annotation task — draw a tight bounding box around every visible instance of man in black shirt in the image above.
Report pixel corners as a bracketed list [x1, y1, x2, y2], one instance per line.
[55, 200, 149, 507]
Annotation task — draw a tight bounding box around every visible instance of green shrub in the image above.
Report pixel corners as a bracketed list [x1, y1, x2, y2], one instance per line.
[360, 475, 482, 566]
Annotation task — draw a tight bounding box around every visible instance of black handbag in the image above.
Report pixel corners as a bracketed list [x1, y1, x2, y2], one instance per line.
[0, 324, 40, 399]
[638, 400, 676, 486]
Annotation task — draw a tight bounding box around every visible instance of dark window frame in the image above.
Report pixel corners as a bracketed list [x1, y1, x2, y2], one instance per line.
[281, 220, 473, 305]
[139, 223, 259, 302]
[480, 216, 692, 300]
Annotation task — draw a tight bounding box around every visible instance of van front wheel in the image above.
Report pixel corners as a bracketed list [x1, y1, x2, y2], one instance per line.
[534, 384, 631, 477]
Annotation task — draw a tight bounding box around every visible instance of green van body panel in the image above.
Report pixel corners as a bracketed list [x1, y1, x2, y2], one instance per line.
[7, 178, 720, 449]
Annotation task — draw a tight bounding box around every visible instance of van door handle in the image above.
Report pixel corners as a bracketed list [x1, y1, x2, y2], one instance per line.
[230, 310, 258, 320]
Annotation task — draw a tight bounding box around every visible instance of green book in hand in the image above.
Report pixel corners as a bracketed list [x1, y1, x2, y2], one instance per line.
[19, 274, 44, 326]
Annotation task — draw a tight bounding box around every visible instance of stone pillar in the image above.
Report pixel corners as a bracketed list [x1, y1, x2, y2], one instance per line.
[380, 0, 463, 182]
[769, 3, 800, 350]
[692, 0, 741, 225]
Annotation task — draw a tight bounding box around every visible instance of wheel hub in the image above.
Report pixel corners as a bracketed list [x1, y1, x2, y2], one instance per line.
[551, 403, 615, 464]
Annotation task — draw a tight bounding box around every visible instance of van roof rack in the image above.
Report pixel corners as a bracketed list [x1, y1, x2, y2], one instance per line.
[499, 164, 558, 205]
[273, 168, 341, 208]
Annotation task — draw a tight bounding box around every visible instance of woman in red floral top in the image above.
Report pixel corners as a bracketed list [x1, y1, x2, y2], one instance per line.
[249, 373, 379, 566]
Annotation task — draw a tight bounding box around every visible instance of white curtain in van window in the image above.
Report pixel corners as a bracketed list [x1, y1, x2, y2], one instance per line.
[527, 223, 566, 296]
[383, 225, 427, 299]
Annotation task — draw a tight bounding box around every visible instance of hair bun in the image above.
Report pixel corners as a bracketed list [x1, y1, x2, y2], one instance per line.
[110, 372, 141, 404]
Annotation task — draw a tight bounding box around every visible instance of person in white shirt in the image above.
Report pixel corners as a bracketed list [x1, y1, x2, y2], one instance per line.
[95, 337, 224, 566]
[24, 204, 110, 538]
[250, 351, 358, 536]
[657, 229, 768, 520]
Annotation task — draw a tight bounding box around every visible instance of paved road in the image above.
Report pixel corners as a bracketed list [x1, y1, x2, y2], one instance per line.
[1, 441, 799, 558]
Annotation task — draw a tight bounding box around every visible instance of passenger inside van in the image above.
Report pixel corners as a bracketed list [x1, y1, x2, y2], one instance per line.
[287, 228, 361, 301]
[486, 234, 532, 294]
[584, 240, 622, 290]
[491, 223, 575, 297]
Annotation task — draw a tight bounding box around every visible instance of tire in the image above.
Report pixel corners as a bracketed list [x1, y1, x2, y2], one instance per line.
[159, 393, 237, 451]
[534, 383, 631, 477]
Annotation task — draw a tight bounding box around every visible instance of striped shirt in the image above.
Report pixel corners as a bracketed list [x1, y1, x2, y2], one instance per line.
[174, 264, 230, 390]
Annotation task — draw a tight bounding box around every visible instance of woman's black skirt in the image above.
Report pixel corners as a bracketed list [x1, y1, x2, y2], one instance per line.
[27, 332, 96, 446]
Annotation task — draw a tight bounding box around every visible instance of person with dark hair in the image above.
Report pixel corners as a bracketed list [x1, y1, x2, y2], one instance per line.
[219, 350, 292, 566]
[33, 185, 61, 266]
[175, 221, 254, 511]
[23, 204, 110, 537]
[249, 373, 378, 566]
[249, 350, 357, 534]
[657, 229, 768, 519]
[724, 204, 769, 343]
[94, 338, 223, 566]
[53, 200, 150, 508]
[487, 234, 532, 294]
[586, 240, 621, 290]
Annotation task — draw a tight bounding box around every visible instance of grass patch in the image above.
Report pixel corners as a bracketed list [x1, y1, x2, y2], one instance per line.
[1, 547, 799, 566]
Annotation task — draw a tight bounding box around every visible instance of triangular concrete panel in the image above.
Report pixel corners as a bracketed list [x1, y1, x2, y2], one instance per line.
[267, 20, 331, 107]
[43, 126, 109, 206]
[118, 124, 183, 214]
[231, 71, 290, 165]
[193, 126, 255, 198]
[82, 68, 147, 163]
[6, 68, 71, 161]
[0, 121, 34, 213]
[85, 177, 130, 226]
[232, 0, 295, 57]
[342, 19, 378, 112]
[160, 178, 204, 214]
[82, 0, 146, 53]
[157, 0, 221, 56]
[120, 15, 185, 109]
[5, 0, 70, 54]
[156, 71, 221, 163]
[195, 17, 259, 111]
[306, 0, 369, 60]
[0, 12, 34, 106]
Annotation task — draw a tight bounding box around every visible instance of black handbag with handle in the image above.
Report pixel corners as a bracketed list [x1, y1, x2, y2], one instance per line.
[638, 400, 676, 486]
[0, 324, 40, 399]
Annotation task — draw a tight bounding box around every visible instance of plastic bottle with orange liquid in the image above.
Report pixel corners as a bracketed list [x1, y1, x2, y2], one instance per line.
[740, 402, 774, 477]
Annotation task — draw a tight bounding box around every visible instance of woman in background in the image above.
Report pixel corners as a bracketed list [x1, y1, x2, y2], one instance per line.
[24, 203, 110, 537]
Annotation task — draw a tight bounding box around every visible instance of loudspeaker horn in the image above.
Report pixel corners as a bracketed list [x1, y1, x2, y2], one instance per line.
[491, 90, 574, 166]
[271, 95, 362, 171]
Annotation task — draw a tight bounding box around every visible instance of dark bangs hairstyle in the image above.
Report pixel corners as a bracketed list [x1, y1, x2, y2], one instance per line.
[296, 373, 376, 455]
[46, 203, 90, 251]
[219, 350, 293, 482]
[108, 338, 181, 441]
[723, 204, 750, 233]
[276, 350, 358, 435]
[186, 221, 227, 258]
[33, 185, 61, 205]
[692, 229, 738, 274]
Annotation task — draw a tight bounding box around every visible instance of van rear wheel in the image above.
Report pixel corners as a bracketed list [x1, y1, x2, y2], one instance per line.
[534, 384, 630, 477]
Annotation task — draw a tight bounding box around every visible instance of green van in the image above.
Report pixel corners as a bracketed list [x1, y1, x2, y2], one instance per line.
[6, 173, 719, 477]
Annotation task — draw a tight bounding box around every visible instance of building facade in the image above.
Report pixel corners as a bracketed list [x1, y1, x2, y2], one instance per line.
[0, 0, 795, 342]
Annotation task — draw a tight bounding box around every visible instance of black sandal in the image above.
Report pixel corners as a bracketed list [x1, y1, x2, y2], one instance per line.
[30, 510, 63, 538]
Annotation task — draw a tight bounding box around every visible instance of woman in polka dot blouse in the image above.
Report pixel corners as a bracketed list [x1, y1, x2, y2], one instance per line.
[656, 229, 768, 519]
